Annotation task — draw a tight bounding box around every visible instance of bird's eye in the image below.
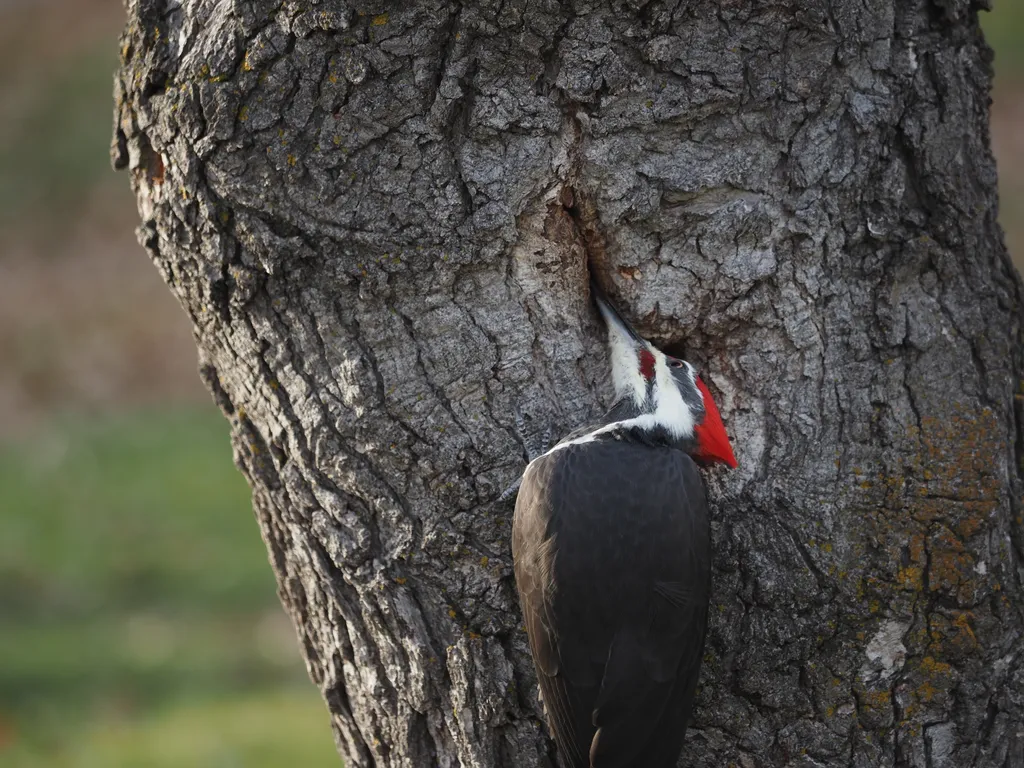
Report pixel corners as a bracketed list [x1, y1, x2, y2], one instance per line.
[669, 359, 684, 368]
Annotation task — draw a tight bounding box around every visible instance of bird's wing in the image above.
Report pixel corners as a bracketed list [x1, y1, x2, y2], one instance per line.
[513, 455, 595, 768]
[513, 442, 711, 768]
[589, 589, 709, 767]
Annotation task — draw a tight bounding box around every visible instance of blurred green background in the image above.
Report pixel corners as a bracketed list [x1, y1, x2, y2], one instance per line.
[0, 1, 339, 765]
[0, 1, 1020, 766]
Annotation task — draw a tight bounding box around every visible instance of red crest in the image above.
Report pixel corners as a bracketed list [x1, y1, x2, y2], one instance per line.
[693, 378, 738, 468]
[638, 349, 656, 380]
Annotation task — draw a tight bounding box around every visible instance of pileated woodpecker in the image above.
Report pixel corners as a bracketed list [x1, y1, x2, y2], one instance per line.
[511, 284, 737, 768]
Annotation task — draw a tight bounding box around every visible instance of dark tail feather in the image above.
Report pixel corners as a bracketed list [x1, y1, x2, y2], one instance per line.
[589, 633, 674, 768]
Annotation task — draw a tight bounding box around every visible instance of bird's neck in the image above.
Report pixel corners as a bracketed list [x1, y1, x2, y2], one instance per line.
[603, 417, 697, 452]
[535, 399, 698, 465]
[580, 400, 699, 451]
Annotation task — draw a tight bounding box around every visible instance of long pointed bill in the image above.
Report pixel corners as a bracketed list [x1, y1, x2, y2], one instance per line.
[591, 280, 645, 346]
[591, 281, 654, 403]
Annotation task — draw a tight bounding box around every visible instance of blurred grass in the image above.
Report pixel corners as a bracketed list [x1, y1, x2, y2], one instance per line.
[1, 410, 272, 616]
[5, 691, 337, 768]
[981, 2, 1024, 265]
[0, 3, 341, 763]
[0, 43, 122, 240]
[0, 408, 339, 766]
[982, 2, 1024, 82]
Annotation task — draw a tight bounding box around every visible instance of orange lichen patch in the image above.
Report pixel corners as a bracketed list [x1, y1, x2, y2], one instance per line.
[858, 688, 892, 712]
[894, 655, 957, 726]
[915, 409, 1003, 500]
[372, 12, 389, 25]
[886, 409, 1002, 500]
[857, 404, 1004, 611]
[918, 665, 950, 703]
[919, 656, 953, 676]
[956, 502, 994, 538]
[900, 698, 921, 721]
[928, 612, 978, 660]
[878, 472, 908, 503]
[907, 532, 926, 562]
[952, 612, 977, 642]
[912, 657, 952, 707]
[896, 565, 923, 590]
[909, 497, 948, 524]
[927, 526, 978, 601]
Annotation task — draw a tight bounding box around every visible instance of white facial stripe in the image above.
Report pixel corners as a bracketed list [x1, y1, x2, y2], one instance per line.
[527, 353, 697, 469]
[607, 333, 648, 408]
[651, 350, 695, 439]
[684, 361, 698, 388]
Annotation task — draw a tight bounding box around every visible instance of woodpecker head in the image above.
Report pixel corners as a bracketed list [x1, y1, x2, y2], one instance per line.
[593, 285, 737, 468]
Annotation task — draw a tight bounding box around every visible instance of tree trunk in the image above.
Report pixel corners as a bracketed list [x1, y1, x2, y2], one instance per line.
[113, 1, 1024, 765]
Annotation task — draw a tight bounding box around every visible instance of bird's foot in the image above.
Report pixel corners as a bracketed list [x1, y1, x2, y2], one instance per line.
[498, 476, 523, 502]
[499, 405, 552, 501]
[516, 405, 552, 463]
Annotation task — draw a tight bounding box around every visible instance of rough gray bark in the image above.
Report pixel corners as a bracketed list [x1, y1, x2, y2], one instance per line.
[113, 1, 1024, 766]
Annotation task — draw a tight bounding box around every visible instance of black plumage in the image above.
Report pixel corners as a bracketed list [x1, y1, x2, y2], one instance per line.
[512, 433, 711, 768]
